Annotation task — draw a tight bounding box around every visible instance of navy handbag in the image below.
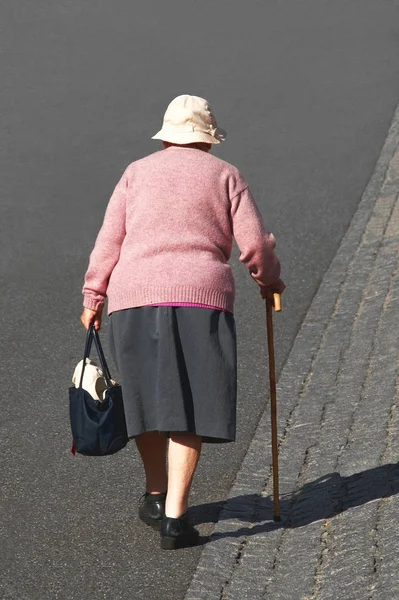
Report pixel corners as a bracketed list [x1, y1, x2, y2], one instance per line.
[69, 323, 128, 456]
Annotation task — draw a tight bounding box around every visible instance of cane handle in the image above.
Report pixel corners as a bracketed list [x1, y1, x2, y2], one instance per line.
[273, 293, 282, 312]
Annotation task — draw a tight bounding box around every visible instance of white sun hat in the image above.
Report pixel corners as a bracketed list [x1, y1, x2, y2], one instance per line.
[152, 94, 226, 145]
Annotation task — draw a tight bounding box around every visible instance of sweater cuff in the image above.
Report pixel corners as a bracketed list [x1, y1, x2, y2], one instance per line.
[83, 296, 104, 311]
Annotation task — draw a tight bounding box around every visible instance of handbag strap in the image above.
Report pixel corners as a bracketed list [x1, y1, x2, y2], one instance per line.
[92, 326, 113, 386]
[79, 326, 93, 388]
[78, 324, 113, 389]
[78, 326, 94, 389]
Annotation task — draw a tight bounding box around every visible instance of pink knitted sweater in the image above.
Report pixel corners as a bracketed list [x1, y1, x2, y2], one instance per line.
[83, 146, 281, 316]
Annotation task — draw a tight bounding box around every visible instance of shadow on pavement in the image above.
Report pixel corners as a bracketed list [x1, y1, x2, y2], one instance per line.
[190, 463, 399, 544]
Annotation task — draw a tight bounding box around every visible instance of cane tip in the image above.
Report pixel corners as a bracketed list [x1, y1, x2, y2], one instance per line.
[273, 515, 282, 523]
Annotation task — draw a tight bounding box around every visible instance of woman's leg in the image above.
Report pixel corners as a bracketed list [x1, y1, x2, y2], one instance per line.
[135, 431, 168, 494]
[165, 433, 202, 518]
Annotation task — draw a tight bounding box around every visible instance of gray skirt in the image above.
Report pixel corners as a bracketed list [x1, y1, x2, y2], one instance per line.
[108, 306, 237, 443]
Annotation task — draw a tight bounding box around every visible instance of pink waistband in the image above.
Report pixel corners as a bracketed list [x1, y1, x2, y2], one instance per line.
[150, 302, 229, 312]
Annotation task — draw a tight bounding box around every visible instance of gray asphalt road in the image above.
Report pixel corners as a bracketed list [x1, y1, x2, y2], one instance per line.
[1, 1, 399, 599]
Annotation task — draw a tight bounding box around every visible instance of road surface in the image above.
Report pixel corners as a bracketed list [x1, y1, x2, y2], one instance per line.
[1, 1, 399, 598]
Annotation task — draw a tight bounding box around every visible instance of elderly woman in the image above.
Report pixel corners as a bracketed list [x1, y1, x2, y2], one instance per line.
[80, 95, 284, 550]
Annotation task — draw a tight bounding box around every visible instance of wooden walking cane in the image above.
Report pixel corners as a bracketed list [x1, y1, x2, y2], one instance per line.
[266, 292, 282, 522]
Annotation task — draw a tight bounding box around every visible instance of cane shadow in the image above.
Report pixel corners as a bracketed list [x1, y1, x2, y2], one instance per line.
[190, 463, 399, 544]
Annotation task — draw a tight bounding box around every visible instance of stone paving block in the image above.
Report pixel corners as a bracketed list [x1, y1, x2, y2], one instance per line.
[220, 524, 285, 598]
[262, 522, 323, 600]
[385, 403, 399, 465]
[316, 504, 378, 599]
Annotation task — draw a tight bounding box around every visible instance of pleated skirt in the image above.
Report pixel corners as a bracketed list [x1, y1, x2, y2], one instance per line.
[108, 306, 237, 443]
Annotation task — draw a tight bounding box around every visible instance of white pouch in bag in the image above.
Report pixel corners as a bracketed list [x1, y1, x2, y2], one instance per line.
[72, 358, 118, 401]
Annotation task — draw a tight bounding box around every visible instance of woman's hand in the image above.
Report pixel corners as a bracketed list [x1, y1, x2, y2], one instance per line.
[260, 278, 286, 300]
[80, 307, 103, 331]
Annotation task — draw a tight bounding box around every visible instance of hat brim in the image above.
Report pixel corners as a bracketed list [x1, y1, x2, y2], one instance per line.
[151, 129, 225, 145]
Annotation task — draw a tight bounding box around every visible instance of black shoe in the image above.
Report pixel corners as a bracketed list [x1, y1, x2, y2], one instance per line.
[160, 513, 199, 550]
[138, 492, 166, 530]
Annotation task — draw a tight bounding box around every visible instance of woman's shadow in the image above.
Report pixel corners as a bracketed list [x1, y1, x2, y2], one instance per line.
[189, 463, 399, 544]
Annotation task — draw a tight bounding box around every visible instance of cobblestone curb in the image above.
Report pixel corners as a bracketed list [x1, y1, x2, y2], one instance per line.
[184, 100, 399, 600]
